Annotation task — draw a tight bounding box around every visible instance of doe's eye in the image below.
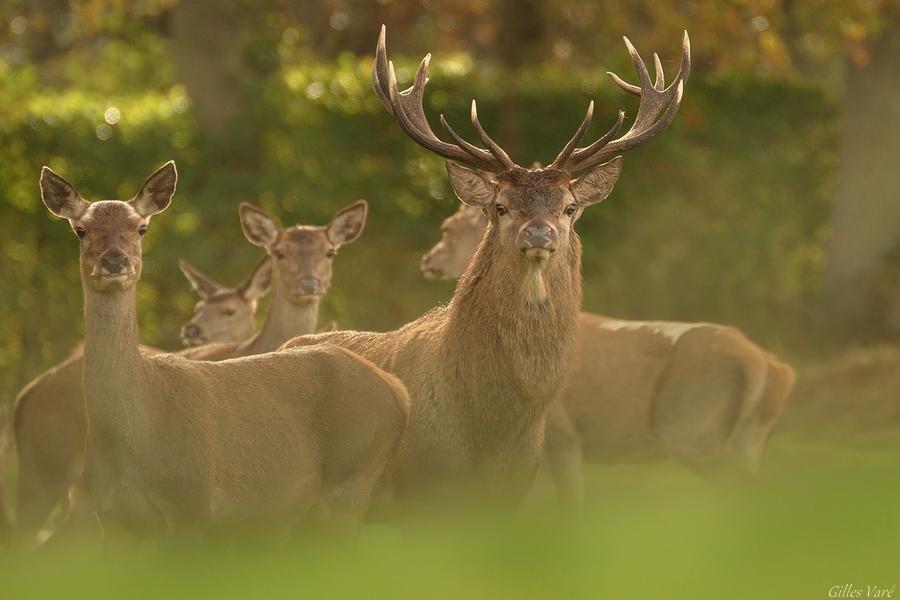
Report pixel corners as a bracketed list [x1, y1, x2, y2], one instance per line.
[74, 227, 86, 238]
[495, 203, 508, 216]
[564, 203, 578, 216]
[223, 309, 235, 316]
[138, 224, 148, 236]
[326, 249, 336, 258]
[273, 250, 285, 259]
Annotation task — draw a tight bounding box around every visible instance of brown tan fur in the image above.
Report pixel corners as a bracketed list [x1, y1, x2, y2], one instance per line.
[423, 204, 796, 503]
[15, 164, 400, 544]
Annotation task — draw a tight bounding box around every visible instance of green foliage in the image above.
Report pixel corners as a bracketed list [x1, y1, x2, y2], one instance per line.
[0, 54, 834, 401]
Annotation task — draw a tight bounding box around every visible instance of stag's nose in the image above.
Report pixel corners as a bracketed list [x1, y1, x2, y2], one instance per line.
[297, 277, 320, 295]
[521, 221, 558, 254]
[101, 250, 129, 274]
[181, 324, 200, 339]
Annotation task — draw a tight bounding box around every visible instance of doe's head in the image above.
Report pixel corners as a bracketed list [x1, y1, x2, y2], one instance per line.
[40, 162, 177, 293]
[238, 200, 368, 304]
[421, 204, 488, 280]
[178, 256, 272, 346]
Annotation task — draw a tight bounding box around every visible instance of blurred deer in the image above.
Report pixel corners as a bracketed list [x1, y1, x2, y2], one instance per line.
[282, 27, 690, 503]
[423, 202, 796, 503]
[12, 196, 369, 545]
[27, 162, 407, 542]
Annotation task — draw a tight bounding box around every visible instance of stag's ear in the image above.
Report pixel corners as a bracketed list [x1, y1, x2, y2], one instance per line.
[239, 203, 280, 248]
[40, 167, 89, 219]
[132, 161, 177, 217]
[571, 156, 622, 207]
[178, 260, 223, 299]
[446, 162, 496, 208]
[237, 256, 273, 301]
[326, 200, 367, 248]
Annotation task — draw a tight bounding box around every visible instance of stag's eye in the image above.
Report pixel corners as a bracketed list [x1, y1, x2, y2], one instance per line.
[138, 224, 148, 236]
[495, 203, 508, 216]
[223, 309, 235, 316]
[74, 227, 86, 238]
[326, 248, 337, 259]
[273, 250, 285, 259]
[564, 203, 578, 216]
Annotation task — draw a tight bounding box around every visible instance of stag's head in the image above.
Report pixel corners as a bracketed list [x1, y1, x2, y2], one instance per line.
[40, 162, 177, 293]
[373, 26, 689, 295]
[421, 204, 487, 280]
[238, 200, 368, 305]
[178, 257, 271, 346]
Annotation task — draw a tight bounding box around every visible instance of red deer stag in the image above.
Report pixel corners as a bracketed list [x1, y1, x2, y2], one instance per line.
[281, 26, 690, 503]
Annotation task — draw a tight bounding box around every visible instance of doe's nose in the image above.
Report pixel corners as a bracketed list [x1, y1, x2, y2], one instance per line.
[181, 324, 200, 338]
[101, 250, 129, 274]
[297, 277, 320, 295]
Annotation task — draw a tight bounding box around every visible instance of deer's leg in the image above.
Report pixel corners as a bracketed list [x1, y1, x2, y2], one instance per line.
[0, 468, 11, 544]
[10, 444, 65, 550]
[543, 402, 584, 509]
[651, 329, 769, 476]
[730, 359, 795, 474]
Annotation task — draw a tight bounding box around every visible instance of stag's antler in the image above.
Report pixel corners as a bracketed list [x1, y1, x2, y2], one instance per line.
[549, 32, 691, 174]
[372, 25, 518, 173]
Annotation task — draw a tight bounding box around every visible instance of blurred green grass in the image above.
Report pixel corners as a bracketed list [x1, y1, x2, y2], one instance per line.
[2, 432, 897, 600]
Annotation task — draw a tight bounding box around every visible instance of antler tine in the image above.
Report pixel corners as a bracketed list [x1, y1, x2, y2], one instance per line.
[370, 25, 514, 173]
[561, 31, 691, 175]
[652, 53, 665, 90]
[371, 25, 392, 113]
[439, 114, 495, 162]
[548, 101, 594, 170]
[470, 101, 517, 170]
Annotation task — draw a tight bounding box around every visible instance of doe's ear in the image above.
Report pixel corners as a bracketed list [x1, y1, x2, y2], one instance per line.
[326, 200, 368, 248]
[132, 161, 177, 217]
[237, 255, 273, 301]
[571, 156, 622, 207]
[446, 162, 496, 208]
[178, 260, 223, 299]
[40, 167, 89, 219]
[239, 203, 280, 248]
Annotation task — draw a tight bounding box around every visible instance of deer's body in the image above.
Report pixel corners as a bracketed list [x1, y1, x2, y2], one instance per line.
[14, 186, 373, 542]
[423, 204, 795, 503]
[81, 291, 406, 533]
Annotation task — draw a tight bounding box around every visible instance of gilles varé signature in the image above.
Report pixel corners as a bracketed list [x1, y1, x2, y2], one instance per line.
[829, 584, 896, 598]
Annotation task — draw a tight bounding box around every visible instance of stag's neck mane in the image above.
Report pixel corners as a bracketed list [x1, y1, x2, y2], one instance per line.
[239, 275, 319, 355]
[442, 222, 582, 430]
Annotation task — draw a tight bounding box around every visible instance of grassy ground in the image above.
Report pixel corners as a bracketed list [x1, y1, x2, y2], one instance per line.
[1, 430, 898, 600]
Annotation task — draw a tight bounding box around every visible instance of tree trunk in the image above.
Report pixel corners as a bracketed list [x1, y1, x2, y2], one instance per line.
[822, 24, 900, 339]
[169, 0, 249, 135]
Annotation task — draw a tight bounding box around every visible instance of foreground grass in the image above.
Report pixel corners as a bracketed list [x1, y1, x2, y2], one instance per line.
[2, 435, 898, 599]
